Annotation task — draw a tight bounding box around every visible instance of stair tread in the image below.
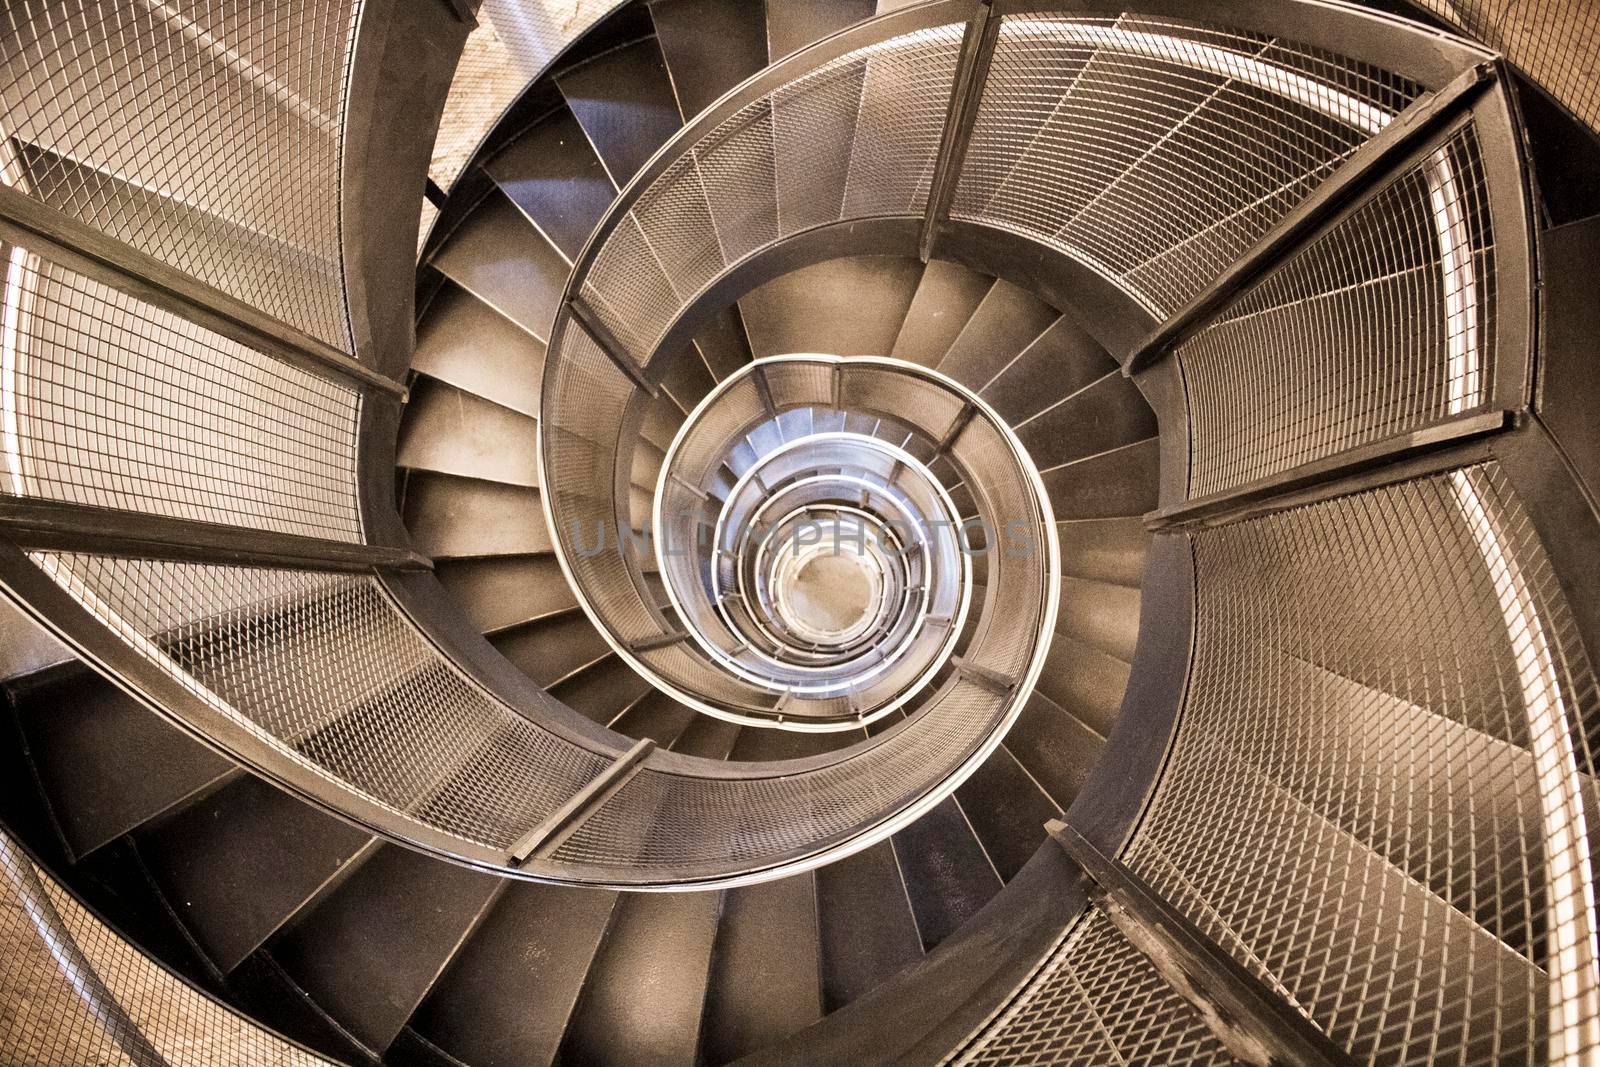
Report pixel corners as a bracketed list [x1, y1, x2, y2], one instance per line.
[558, 890, 723, 1066]
[670, 716, 743, 759]
[137, 774, 373, 974]
[484, 106, 617, 261]
[891, 797, 1002, 951]
[397, 377, 539, 487]
[402, 473, 552, 559]
[693, 304, 757, 381]
[269, 844, 500, 1054]
[12, 672, 234, 861]
[1015, 372, 1159, 472]
[433, 555, 578, 635]
[979, 315, 1117, 426]
[1041, 437, 1159, 521]
[954, 745, 1062, 881]
[889, 260, 994, 367]
[412, 283, 545, 417]
[410, 882, 618, 1067]
[936, 280, 1058, 391]
[609, 688, 700, 746]
[491, 612, 614, 689]
[815, 838, 924, 1012]
[431, 191, 568, 340]
[651, 0, 770, 119]
[1033, 635, 1129, 740]
[1057, 517, 1150, 588]
[548, 655, 652, 725]
[701, 874, 823, 1064]
[557, 37, 684, 186]
[766, 0, 876, 60]
[739, 256, 923, 358]
[1056, 576, 1141, 663]
[1004, 690, 1108, 811]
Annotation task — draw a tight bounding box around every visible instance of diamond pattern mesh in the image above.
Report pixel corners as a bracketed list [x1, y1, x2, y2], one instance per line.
[0, 247, 363, 541]
[1180, 123, 1498, 498]
[1119, 465, 1600, 1065]
[1, 830, 334, 1065]
[952, 13, 1421, 316]
[27, 553, 615, 853]
[958, 907, 1233, 1065]
[0, 0, 360, 349]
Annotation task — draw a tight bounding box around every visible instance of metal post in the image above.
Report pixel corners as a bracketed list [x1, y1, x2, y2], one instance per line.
[920, 0, 1001, 262]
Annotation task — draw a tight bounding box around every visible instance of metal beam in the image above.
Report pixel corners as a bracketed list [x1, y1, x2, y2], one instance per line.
[508, 738, 656, 865]
[0, 184, 407, 400]
[1048, 821, 1356, 1067]
[1123, 61, 1497, 376]
[920, 0, 1001, 262]
[568, 298, 660, 396]
[0, 497, 431, 572]
[1145, 410, 1514, 531]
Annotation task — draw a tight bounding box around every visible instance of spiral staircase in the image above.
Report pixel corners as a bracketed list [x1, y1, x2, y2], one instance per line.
[2, 0, 1600, 1064]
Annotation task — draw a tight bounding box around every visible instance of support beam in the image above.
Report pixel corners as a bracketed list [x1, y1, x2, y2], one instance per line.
[0, 184, 407, 400]
[1123, 61, 1497, 376]
[0, 498, 431, 573]
[508, 739, 656, 865]
[920, 0, 1000, 262]
[952, 656, 1015, 695]
[568, 298, 661, 396]
[1048, 821, 1356, 1067]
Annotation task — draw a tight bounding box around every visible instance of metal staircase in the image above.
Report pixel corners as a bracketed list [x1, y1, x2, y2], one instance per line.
[1, 0, 1599, 1064]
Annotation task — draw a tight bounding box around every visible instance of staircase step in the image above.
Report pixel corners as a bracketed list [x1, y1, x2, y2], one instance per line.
[558, 890, 723, 1066]
[558, 37, 684, 186]
[891, 796, 1002, 951]
[692, 304, 757, 381]
[402, 473, 552, 558]
[491, 612, 614, 688]
[815, 838, 924, 1011]
[398, 378, 539, 487]
[730, 725, 844, 761]
[484, 106, 617, 261]
[431, 191, 568, 340]
[740, 256, 923, 358]
[955, 745, 1062, 880]
[1003, 690, 1107, 810]
[936, 280, 1058, 391]
[657, 342, 720, 412]
[980, 315, 1117, 426]
[671, 715, 743, 759]
[410, 883, 618, 1067]
[766, 0, 876, 60]
[1056, 577, 1141, 663]
[609, 689, 700, 746]
[1034, 636, 1129, 740]
[889, 260, 994, 367]
[701, 874, 823, 1064]
[433, 555, 578, 635]
[1042, 437, 1160, 521]
[11, 671, 234, 861]
[412, 283, 545, 417]
[1056, 517, 1149, 588]
[137, 774, 373, 973]
[549, 655, 652, 725]
[268, 844, 501, 1055]
[1015, 373, 1159, 472]
[651, 0, 770, 119]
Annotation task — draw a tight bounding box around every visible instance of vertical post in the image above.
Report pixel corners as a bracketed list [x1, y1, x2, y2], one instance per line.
[919, 0, 1000, 262]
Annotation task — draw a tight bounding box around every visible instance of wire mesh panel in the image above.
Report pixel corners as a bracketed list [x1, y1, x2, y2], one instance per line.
[0, 0, 361, 349]
[1120, 465, 1600, 1065]
[26, 552, 615, 854]
[579, 24, 966, 365]
[0, 245, 364, 541]
[952, 13, 1421, 317]
[1179, 123, 1499, 499]
[0, 830, 335, 1065]
[1412, 0, 1600, 134]
[957, 906, 1234, 1065]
